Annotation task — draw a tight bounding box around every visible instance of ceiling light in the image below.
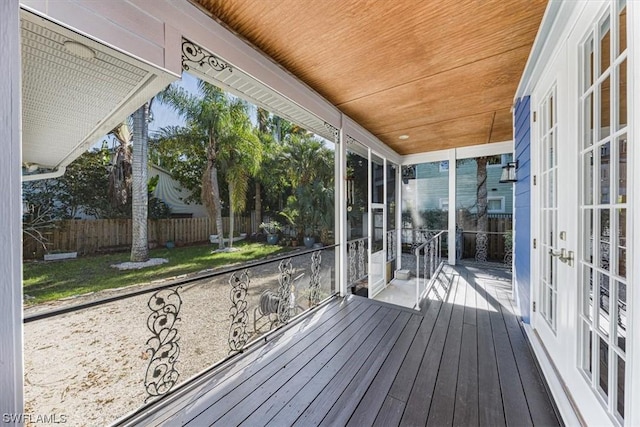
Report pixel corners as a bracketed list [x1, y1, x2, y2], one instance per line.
[398, 135, 409, 140]
[63, 40, 96, 59]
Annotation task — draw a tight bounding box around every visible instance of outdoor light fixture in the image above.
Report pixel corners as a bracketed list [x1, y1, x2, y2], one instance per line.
[499, 161, 518, 183]
[63, 40, 96, 59]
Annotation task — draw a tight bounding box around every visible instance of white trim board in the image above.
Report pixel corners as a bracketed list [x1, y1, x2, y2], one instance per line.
[523, 324, 582, 426]
[0, 0, 24, 418]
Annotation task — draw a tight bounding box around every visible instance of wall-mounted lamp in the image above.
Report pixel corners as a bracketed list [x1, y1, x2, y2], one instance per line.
[499, 161, 518, 183]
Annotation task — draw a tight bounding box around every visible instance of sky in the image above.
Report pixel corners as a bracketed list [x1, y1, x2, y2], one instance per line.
[100, 70, 326, 150]
[149, 72, 199, 133]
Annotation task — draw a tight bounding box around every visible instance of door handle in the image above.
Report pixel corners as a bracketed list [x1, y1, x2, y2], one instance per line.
[549, 249, 563, 257]
[549, 248, 574, 266]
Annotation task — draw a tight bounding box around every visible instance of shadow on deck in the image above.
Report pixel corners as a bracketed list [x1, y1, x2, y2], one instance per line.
[116, 264, 562, 426]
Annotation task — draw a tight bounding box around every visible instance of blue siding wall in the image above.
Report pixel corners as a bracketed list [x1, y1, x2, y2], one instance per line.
[514, 96, 531, 323]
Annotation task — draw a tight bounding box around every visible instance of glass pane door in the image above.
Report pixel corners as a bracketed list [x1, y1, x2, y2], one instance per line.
[578, 2, 628, 421]
[539, 86, 559, 331]
[369, 153, 386, 297]
[369, 205, 386, 298]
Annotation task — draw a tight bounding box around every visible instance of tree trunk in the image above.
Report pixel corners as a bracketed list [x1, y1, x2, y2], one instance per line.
[201, 134, 225, 250]
[476, 156, 488, 232]
[254, 181, 262, 231]
[228, 183, 235, 249]
[131, 103, 149, 262]
[475, 156, 488, 262]
[211, 166, 225, 250]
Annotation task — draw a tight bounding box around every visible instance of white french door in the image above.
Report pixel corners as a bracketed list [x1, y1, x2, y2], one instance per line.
[532, 1, 631, 424]
[532, 48, 578, 378]
[577, 2, 629, 423]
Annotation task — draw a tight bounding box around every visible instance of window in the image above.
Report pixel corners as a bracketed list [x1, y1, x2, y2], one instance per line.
[487, 196, 505, 213]
[486, 154, 503, 166]
[487, 153, 514, 168]
[439, 198, 449, 211]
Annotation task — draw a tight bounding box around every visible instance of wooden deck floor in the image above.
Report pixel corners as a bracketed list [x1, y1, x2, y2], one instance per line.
[119, 264, 561, 426]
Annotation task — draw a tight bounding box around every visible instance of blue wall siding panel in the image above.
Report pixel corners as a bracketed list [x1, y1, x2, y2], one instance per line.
[514, 96, 531, 323]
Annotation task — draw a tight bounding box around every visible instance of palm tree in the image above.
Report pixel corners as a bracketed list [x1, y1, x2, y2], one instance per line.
[216, 99, 261, 248]
[280, 134, 334, 241]
[130, 102, 150, 262]
[107, 120, 132, 209]
[156, 79, 259, 249]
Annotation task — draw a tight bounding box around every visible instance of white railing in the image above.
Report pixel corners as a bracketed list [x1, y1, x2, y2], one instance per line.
[415, 231, 446, 307]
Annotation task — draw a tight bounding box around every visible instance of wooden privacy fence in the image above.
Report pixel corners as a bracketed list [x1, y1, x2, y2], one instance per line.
[460, 215, 513, 261]
[24, 216, 252, 259]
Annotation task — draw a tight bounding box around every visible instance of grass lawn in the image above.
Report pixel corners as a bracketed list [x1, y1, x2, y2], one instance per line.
[23, 241, 291, 305]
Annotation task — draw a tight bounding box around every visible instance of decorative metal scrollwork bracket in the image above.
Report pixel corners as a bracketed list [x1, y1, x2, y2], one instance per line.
[324, 122, 340, 144]
[229, 269, 250, 354]
[182, 39, 232, 73]
[358, 239, 366, 280]
[345, 135, 358, 146]
[475, 232, 488, 262]
[348, 241, 357, 286]
[277, 259, 294, 325]
[308, 251, 322, 306]
[145, 287, 182, 402]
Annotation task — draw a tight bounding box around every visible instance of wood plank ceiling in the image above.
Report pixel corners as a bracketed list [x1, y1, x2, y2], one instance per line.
[192, 0, 548, 155]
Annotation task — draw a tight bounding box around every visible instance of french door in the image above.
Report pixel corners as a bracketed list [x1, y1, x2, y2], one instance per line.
[532, 50, 577, 378]
[533, 1, 630, 424]
[577, 2, 629, 422]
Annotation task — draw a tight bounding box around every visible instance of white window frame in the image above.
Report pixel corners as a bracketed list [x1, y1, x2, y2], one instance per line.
[487, 196, 506, 213]
[439, 198, 449, 211]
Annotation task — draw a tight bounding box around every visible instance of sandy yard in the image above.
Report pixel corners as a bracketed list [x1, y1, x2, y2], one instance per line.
[23, 250, 335, 426]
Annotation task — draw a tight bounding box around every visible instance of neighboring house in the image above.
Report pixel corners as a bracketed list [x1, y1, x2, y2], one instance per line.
[410, 154, 514, 214]
[149, 164, 208, 218]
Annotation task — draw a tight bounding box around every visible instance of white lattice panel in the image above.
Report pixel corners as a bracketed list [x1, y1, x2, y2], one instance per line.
[21, 12, 175, 171]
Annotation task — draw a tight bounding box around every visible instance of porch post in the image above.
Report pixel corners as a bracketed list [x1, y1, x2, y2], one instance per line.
[447, 148, 457, 265]
[0, 0, 25, 420]
[396, 164, 402, 269]
[336, 123, 347, 296]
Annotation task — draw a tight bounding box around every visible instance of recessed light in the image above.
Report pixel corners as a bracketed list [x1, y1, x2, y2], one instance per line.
[63, 40, 96, 59]
[398, 135, 409, 140]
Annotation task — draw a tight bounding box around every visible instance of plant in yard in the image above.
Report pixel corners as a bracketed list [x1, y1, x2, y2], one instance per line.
[504, 230, 513, 251]
[260, 221, 282, 235]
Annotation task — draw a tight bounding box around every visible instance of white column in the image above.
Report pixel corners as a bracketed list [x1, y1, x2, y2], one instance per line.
[396, 164, 402, 269]
[336, 122, 347, 296]
[448, 149, 457, 265]
[0, 0, 24, 420]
